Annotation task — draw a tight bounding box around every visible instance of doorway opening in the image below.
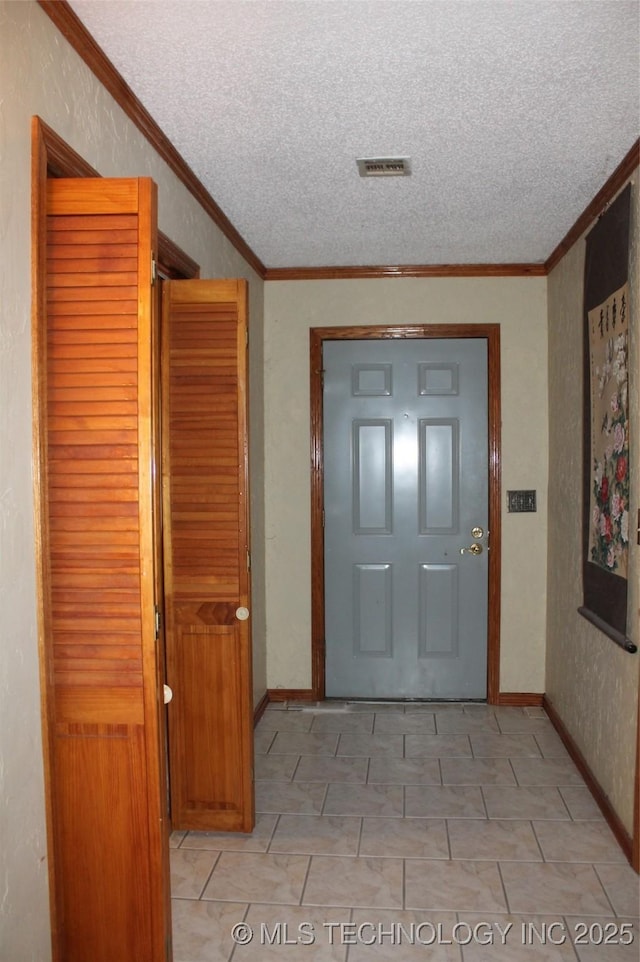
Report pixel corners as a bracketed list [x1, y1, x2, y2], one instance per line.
[32, 116, 254, 961]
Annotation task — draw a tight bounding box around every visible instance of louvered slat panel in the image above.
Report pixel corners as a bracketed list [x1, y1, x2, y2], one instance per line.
[169, 308, 240, 602]
[47, 214, 142, 693]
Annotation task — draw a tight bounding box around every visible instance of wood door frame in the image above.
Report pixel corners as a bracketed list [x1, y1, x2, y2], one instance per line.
[33, 116, 200, 280]
[310, 324, 502, 703]
[31, 116, 200, 957]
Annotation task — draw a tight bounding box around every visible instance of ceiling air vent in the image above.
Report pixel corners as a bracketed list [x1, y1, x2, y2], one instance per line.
[357, 157, 411, 177]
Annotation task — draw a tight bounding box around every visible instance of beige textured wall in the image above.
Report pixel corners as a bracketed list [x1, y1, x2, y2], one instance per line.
[0, 3, 265, 958]
[264, 277, 549, 694]
[546, 174, 639, 835]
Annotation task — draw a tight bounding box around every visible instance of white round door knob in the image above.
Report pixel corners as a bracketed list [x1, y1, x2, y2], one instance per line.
[235, 606, 250, 621]
[163, 684, 173, 705]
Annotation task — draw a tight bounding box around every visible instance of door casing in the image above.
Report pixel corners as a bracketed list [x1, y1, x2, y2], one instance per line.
[310, 323, 502, 703]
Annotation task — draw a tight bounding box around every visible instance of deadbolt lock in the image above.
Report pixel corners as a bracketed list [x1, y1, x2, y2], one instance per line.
[471, 526, 484, 539]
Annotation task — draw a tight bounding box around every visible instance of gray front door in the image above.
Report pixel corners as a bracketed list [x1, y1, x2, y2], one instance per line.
[323, 337, 488, 699]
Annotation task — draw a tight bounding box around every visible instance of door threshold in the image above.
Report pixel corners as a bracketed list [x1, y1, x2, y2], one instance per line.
[281, 697, 488, 712]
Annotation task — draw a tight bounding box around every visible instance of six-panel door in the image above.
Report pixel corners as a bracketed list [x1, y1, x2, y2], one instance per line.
[323, 338, 489, 699]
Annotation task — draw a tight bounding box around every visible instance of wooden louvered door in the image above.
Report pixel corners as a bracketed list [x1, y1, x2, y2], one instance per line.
[162, 279, 254, 832]
[34, 178, 171, 961]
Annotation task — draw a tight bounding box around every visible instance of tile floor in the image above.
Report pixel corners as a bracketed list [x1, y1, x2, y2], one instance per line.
[170, 702, 639, 961]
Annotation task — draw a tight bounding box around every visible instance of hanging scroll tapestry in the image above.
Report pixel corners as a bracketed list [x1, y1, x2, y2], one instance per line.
[580, 183, 632, 648]
[587, 281, 629, 577]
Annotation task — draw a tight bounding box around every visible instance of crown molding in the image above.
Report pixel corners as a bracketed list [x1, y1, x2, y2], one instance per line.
[264, 263, 547, 281]
[545, 138, 640, 273]
[38, 0, 266, 279]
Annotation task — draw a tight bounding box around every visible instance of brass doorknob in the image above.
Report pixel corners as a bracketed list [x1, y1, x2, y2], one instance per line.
[460, 543, 483, 556]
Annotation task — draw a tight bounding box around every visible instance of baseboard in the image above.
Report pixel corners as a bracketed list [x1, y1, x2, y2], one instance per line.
[267, 688, 315, 703]
[543, 694, 633, 865]
[253, 691, 270, 726]
[496, 692, 544, 707]
[265, 689, 543, 706]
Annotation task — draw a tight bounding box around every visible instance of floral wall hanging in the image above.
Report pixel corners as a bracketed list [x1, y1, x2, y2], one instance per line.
[579, 182, 635, 651]
[588, 283, 629, 577]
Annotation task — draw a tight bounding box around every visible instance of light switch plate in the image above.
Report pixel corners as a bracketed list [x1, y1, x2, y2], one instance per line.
[507, 490, 537, 513]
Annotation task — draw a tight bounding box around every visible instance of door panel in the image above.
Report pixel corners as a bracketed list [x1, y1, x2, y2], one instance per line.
[35, 178, 171, 961]
[419, 419, 459, 532]
[419, 564, 458, 656]
[324, 338, 488, 699]
[354, 563, 392, 655]
[353, 420, 392, 531]
[162, 280, 254, 832]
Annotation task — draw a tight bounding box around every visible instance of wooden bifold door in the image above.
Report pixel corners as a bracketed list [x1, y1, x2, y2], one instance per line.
[34, 175, 253, 962]
[34, 176, 170, 962]
[161, 279, 254, 832]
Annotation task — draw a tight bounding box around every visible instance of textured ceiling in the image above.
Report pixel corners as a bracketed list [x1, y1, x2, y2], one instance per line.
[68, 0, 639, 269]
